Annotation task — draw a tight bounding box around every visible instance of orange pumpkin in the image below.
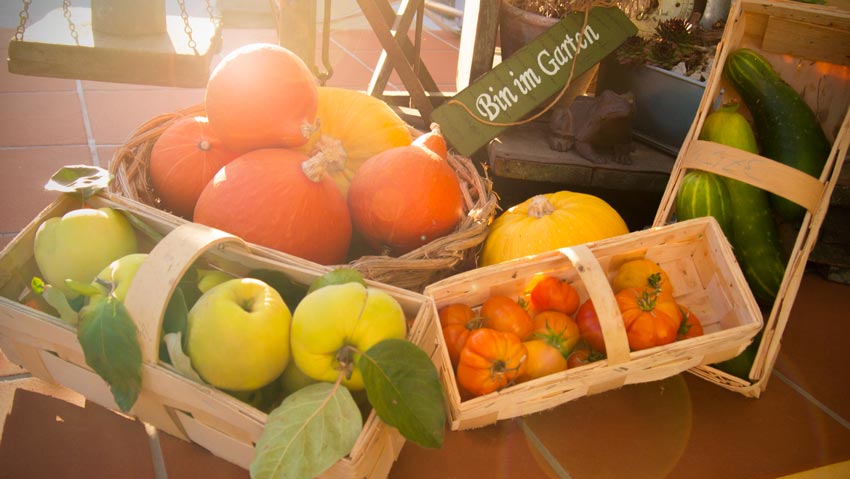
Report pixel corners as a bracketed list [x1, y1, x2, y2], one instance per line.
[205, 43, 318, 152]
[347, 144, 464, 255]
[193, 148, 351, 265]
[412, 123, 448, 160]
[149, 115, 239, 219]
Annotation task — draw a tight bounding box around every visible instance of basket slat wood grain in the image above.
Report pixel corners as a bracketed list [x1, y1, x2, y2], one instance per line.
[108, 104, 498, 292]
[424, 217, 763, 430]
[653, 0, 850, 397]
[0, 191, 438, 476]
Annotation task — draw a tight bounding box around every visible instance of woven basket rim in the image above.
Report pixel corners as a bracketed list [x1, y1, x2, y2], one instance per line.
[108, 103, 498, 291]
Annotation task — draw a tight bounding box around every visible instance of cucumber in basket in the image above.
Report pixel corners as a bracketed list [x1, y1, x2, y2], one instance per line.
[724, 47, 832, 223]
[675, 169, 733, 239]
[694, 102, 787, 306]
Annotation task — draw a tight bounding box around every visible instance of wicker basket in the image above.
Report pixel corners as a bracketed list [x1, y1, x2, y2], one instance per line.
[0, 191, 439, 476]
[653, 0, 850, 398]
[423, 217, 764, 430]
[108, 104, 499, 292]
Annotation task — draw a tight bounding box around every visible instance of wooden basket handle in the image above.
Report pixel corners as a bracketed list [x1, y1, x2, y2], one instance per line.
[559, 245, 631, 366]
[123, 223, 250, 364]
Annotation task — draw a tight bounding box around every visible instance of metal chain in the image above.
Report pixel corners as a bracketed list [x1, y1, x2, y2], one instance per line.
[62, 0, 79, 46]
[14, 0, 31, 41]
[315, 0, 334, 85]
[177, 0, 199, 55]
[205, 0, 222, 30]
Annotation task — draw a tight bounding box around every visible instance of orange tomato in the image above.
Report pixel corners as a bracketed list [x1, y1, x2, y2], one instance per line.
[616, 287, 682, 351]
[677, 305, 704, 340]
[518, 339, 567, 382]
[456, 328, 527, 396]
[612, 259, 675, 301]
[529, 275, 580, 315]
[439, 303, 484, 365]
[531, 310, 580, 357]
[480, 295, 534, 340]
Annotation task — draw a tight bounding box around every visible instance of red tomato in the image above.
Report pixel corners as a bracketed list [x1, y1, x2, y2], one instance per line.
[480, 295, 534, 340]
[456, 328, 528, 396]
[531, 310, 580, 357]
[529, 275, 580, 315]
[565, 341, 604, 368]
[518, 339, 567, 382]
[575, 299, 606, 354]
[439, 303, 484, 366]
[677, 305, 704, 340]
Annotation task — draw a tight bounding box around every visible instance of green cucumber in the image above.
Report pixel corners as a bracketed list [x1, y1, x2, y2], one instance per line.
[675, 169, 733, 239]
[724, 48, 831, 223]
[699, 103, 786, 306]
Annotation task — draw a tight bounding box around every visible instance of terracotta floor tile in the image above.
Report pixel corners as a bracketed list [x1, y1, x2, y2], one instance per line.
[0, 388, 155, 479]
[390, 417, 560, 478]
[0, 377, 85, 438]
[0, 145, 92, 233]
[82, 88, 205, 146]
[331, 30, 385, 52]
[0, 349, 25, 377]
[667, 375, 850, 479]
[0, 91, 87, 147]
[774, 272, 850, 421]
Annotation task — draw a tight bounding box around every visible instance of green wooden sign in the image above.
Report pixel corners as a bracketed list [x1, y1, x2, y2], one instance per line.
[432, 7, 637, 157]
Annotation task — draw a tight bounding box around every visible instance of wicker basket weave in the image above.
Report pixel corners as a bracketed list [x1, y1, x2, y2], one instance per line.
[108, 104, 499, 292]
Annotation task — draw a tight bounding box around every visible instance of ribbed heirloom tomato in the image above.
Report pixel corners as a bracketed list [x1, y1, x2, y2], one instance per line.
[529, 275, 580, 315]
[438, 303, 483, 365]
[677, 305, 705, 340]
[456, 328, 528, 396]
[616, 286, 682, 351]
[518, 339, 567, 382]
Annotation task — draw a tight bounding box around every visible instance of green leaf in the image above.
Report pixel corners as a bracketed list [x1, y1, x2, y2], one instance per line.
[32, 277, 79, 325]
[359, 339, 446, 449]
[307, 268, 366, 294]
[251, 382, 362, 479]
[77, 297, 142, 412]
[159, 286, 189, 362]
[44, 165, 112, 203]
[163, 332, 203, 383]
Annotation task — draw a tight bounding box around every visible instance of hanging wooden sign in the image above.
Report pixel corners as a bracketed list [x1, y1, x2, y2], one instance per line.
[431, 7, 637, 157]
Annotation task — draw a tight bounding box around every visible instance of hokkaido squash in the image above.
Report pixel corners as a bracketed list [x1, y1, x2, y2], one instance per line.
[300, 87, 412, 198]
[347, 143, 464, 256]
[148, 115, 239, 219]
[480, 191, 628, 266]
[205, 43, 318, 153]
[193, 148, 351, 265]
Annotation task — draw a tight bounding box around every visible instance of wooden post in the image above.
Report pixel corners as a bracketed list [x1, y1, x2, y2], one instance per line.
[278, 0, 316, 68]
[91, 0, 166, 36]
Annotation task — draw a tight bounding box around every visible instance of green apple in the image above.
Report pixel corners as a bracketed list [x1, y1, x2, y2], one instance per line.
[34, 207, 138, 298]
[186, 278, 291, 391]
[87, 253, 149, 302]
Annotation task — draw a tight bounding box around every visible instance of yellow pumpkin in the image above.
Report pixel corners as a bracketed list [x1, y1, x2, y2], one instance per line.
[480, 191, 629, 266]
[300, 86, 413, 198]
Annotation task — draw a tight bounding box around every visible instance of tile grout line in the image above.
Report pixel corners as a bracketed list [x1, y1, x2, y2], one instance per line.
[74, 80, 101, 168]
[518, 418, 573, 479]
[773, 369, 850, 431]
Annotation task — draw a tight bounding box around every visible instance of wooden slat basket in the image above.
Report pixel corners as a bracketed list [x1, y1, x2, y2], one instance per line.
[107, 104, 499, 293]
[653, 0, 850, 397]
[423, 217, 763, 430]
[0, 191, 438, 477]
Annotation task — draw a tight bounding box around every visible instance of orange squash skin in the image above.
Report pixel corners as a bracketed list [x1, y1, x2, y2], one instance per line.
[347, 145, 464, 255]
[193, 148, 351, 265]
[149, 115, 239, 219]
[205, 43, 318, 153]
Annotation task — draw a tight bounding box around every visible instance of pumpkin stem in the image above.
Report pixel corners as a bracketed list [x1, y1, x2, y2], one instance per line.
[302, 135, 348, 183]
[527, 195, 556, 218]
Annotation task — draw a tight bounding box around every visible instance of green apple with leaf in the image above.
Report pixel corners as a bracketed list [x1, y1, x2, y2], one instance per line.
[186, 278, 292, 391]
[290, 281, 407, 391]
[34, 207, 137, 298]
